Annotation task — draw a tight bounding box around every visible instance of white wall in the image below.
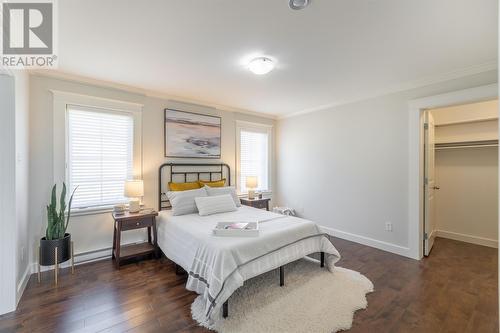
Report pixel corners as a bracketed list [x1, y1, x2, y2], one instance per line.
[276, 70, 498, 258]
[28, 74, 276, 270]
[14, 71, 30, 302]
[0, 71, 31, 315]
[435, 147, 498, 247]
[0, 74, 17, 314]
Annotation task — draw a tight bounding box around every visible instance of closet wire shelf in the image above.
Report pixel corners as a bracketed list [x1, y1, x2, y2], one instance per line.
[435, 140, 498, 150]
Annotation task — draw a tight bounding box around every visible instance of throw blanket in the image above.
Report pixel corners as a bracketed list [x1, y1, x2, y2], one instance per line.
[185, 214, 341, 322]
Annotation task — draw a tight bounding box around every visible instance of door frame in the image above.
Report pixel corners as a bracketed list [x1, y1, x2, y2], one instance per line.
[423, 110, 436, 256]
[407, 83, 498, 259]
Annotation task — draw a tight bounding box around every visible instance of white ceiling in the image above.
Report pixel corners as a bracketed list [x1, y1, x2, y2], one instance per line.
[58, 0, 498, 117]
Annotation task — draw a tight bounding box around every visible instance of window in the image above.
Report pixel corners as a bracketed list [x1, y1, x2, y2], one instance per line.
[236, 121, 272, 193]
[67, 105, 134, 209]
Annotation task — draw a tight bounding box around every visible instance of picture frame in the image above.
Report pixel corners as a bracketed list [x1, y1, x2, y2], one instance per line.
[164, 108, 222, 158]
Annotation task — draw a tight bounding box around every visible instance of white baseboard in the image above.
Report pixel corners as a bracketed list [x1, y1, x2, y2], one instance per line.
[320, 225, 415, 259]
[28, 241, 150, 275]
[16, 264, 31, 304]
[30, 242, 152, 274]
[29, 246, 113, 274]
[436, 230, 498, 248]
[429, 229, 438, 240]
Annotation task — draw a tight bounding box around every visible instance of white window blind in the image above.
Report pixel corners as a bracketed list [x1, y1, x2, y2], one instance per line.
[67, 106, 134, 209]
[239, 129, 269, 192]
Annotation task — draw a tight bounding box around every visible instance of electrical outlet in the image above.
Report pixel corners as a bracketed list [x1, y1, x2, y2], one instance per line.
[385, 222, 393, 232]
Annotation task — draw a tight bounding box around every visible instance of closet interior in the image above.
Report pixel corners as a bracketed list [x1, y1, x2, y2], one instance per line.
[429, 99, 498, 250]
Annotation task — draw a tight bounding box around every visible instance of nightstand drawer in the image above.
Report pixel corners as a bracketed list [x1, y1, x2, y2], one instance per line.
[121, 217, 153, 231]
[251, 201, 268, 209]
[240, 198, 270, 211]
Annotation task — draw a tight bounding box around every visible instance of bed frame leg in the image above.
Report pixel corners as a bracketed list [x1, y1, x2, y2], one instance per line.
[279, 266, 284, 286]
[223, 300, 228, 318]
[320, 252, 325, 268]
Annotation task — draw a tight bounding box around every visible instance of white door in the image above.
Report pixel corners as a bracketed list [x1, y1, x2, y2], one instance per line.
[424, 111, 437, 256]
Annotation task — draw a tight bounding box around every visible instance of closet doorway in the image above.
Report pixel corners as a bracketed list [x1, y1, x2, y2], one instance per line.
[423, 99, 498, 256]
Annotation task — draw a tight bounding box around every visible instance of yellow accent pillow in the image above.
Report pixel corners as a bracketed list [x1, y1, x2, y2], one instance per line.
[198, 179, 226, 188]
[168, 181, 201, 191]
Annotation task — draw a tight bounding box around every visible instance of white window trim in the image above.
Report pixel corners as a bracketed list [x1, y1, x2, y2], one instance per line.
[52, 90, 143, 215]
[235, 120, 273, 195]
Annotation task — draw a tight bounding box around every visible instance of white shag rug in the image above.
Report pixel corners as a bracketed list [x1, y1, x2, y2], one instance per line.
[191, 258, 374, 333]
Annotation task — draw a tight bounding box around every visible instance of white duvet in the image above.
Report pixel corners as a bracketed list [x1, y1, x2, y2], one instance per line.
[157, 206, 340, 324]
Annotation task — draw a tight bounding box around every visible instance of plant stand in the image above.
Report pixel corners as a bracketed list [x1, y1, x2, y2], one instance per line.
[37, 241, 75, 286]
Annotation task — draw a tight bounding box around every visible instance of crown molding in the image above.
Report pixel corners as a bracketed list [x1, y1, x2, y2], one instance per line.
[279, 61, 498, 120]
[235, 119, 274, 128]
[30, 69, 278, 120]
[30, 60, 497, 122]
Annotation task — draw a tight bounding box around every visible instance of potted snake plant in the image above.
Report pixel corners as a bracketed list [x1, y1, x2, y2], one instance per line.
[39, 183, 77, 266]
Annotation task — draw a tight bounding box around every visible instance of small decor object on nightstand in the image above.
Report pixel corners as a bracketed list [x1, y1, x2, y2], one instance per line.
[125, 179, 144, 213]
[240, 197, 271, 211]
[246, 176, 258, 199]
[112, 209, 159, 269]
[113, 204, 126, 215]
[273, 207, 296, 216]
[38, 183, 77, 286]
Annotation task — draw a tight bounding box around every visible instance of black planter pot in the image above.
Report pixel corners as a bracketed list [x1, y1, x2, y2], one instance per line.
[40, 233, 71, 266]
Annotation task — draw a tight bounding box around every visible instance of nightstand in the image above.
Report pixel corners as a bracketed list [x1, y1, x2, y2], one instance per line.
[112, 209, 159, 269]
[240, 197, 271, 211]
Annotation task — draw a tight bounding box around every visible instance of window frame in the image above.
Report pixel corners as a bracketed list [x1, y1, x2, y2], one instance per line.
[235, 120, 273, 196]
[52, 90, 143, 215]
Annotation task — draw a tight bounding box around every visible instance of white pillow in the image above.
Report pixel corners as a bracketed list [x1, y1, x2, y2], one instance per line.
[204, 186, 241, 207]
[167, 187, 207, 216]
[195, 194, 237, 216]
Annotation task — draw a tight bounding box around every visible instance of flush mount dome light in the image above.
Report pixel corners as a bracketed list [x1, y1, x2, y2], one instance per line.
[289, 0, 309, 10]
[247, 57, 275, 75]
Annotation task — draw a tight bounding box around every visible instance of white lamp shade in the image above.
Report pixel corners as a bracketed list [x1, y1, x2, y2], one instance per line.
[124, 180, 144, 198]
[246, 176, 258, 189]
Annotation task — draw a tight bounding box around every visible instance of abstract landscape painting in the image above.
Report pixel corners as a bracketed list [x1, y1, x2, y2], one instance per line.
[165, 109, 221, 158]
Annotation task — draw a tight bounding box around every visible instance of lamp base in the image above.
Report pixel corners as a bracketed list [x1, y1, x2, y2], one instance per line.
[129, 199, 141, 213]
[248, 190, 256, 200]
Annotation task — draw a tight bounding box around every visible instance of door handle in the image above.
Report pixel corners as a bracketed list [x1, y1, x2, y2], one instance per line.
[432, 186, 440, 190]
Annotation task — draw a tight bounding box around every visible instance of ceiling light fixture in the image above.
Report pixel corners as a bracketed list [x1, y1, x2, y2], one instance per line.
[289, 0, 309, 10]
[247, 57, 275, 75]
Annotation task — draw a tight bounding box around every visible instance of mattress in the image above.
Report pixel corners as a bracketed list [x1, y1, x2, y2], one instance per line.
[156, 205, 340, 322]
[158, 206, 333, 279]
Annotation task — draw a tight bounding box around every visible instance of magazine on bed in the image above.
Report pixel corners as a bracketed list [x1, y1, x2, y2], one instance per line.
[213, 221, 259, 237]
[225, 222, 251, 230]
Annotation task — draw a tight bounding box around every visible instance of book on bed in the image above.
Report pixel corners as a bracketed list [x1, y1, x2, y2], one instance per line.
[213, 221, 259, 237]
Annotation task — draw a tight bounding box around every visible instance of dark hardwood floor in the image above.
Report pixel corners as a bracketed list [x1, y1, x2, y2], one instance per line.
[0, 237, 497, 333]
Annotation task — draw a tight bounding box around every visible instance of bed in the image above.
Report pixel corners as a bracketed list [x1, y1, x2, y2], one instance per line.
[157, 163, 340, 324]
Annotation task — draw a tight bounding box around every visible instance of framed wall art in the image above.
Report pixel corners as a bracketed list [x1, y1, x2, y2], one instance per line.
[164, 109, 221, 158]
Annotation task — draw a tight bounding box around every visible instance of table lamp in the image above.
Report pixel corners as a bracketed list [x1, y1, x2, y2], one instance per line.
[124, 180, 144, 213]
[246, 176, 258, 200]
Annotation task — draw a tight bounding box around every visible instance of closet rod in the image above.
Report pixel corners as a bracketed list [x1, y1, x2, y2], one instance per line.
[435, 139, 498, 150]
[435, 144, 498, 150]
